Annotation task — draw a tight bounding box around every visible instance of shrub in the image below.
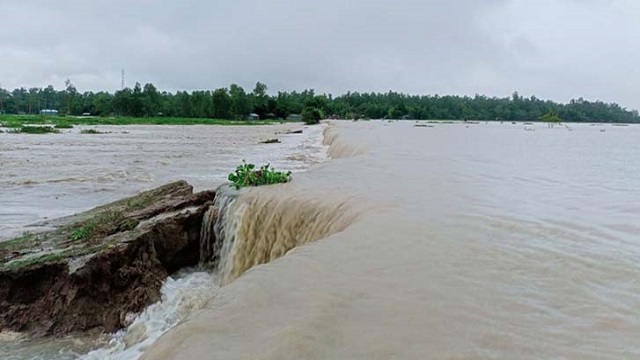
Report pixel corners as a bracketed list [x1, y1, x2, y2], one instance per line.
[10, 126, 59, 134]
[301, 107, 323, 125]
[228, 161, 292, 189]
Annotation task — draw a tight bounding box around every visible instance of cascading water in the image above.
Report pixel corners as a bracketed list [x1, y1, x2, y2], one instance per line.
[198, 184, 247, 281]
[199, 184, 359, 285]
[79, 271, 218, 360]
[1, 123, 336, 360]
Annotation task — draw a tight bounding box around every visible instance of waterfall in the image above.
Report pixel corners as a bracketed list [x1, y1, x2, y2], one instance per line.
[199, 185, 238, 269]
[199, 184, 358, 285]
[198, 206, 217, 266]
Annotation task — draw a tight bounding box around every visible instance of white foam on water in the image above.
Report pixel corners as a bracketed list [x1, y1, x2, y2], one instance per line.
[79, 271, 218, 360]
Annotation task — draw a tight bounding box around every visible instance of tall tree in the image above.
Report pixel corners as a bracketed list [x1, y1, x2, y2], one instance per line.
[251, 82, 268, 118]
[229, 84, 249, 120]
[64, 79, 78, 115]
[212, 88, 232, 119]
[142, 83, 161, 117]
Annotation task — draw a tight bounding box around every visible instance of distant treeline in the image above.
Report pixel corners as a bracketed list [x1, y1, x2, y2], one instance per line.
[0, 81, 638, 123]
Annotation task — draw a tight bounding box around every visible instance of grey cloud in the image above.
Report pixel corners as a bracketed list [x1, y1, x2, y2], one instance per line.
[0, 0, 638, 109]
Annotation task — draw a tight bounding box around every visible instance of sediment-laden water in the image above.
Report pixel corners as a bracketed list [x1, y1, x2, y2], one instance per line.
[4, 121, 640, 359]
[0, 124, 326, 240]
[143, 121, 640, 360]
[0, 123, 328, 359]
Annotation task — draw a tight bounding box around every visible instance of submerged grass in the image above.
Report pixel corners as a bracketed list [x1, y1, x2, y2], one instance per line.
[80, 129, 108, 134]
[8, 126, 60, 134]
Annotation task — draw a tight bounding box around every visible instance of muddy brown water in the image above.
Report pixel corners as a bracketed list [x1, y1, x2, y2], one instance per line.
[3, 121, 640, 359]
[0, 124, 326, 240]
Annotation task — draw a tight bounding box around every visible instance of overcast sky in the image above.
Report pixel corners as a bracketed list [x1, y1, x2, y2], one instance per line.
[1, 0, 638, 109]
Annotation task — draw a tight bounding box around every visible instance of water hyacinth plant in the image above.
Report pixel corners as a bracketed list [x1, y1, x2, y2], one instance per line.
[228, 161, 292, 189]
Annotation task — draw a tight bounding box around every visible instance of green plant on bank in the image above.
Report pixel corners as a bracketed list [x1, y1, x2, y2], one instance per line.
[70, 227, 88, 241]
[68, 210, 138, 242]
[1, 243, 110, 271]
[0, 232, 37, 251]
[228, 161, 292, 189]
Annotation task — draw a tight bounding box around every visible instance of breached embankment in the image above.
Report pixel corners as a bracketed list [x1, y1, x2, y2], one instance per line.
[0, 181, 215, 336]
[141, 121, 640, 360]
[200, 183, 359, 285]
[0, 122, 363, 355]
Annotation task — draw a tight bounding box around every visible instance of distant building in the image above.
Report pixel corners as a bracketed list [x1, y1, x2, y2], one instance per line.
[248, 113, 260, 120]
[40, 109, 59, 115]
[286, 114, 302, 121]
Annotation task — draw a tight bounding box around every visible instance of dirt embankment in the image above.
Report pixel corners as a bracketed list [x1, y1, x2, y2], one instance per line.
[0, 181, 216, 337]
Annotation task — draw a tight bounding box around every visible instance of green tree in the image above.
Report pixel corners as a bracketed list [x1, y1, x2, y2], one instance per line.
[142, 83, 161, 116]
[64, 79, 79, 115]
[212, 88, 232, 119]
[251, 82, 268, 119]
[301, 106, 323, 125]
[229, 84, 249, 120]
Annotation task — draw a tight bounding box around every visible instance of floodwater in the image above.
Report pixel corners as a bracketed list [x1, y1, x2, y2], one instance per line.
[143, 121, 640, 360]
[0, 124, 326, 240]
[4, 121, 640, 359]
[0, 123, 327, 359]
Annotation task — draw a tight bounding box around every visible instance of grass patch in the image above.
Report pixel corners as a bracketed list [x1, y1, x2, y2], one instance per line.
[124, 195, 156, 212]
[2, 251, 69, 271]
[0, 232, 38, 251]
[1, 243, 110, 271]
[1, 121, 24, 128]
[68, 210, 139, 242]
[228, 161, 292, 189]
[54, 121, 74, 129]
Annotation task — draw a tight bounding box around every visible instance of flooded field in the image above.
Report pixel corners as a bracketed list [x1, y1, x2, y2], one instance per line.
[0, 124, 326, 240]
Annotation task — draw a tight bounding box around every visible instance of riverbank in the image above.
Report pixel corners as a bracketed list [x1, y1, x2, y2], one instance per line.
[0, 181, 215, 336]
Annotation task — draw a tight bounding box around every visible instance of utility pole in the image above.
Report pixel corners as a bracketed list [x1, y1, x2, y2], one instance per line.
[121, 69, 125, 90]
[0, 82, 3, 114]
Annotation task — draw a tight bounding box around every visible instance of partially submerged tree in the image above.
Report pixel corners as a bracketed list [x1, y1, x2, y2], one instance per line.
[301, 106, 322, 125]
[540, 111, 562, 127]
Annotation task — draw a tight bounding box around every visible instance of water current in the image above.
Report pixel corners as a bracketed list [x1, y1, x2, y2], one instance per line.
[0, 123, 328, 359]
[3, 121, 640, 359]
